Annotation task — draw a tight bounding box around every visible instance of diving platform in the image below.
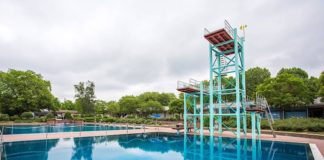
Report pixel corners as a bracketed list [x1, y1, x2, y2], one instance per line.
[204, 20, 241, 55]
[176, 79, 208, 94]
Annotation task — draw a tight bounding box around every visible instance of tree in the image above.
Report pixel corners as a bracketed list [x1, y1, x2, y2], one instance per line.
[107, 101, 121, 117]
[257, 73, 310, 108]
[306, 76, 320, 103]
[277, 67, 308, 79]
[319, 71, 324, 102]
[169, 99, 183, 115]
[138, 92, 160, 102]
[95, 100, 108, 114]
[118, 95, 140, 115]
[139, 100, 163, 117]
[52, 97, 61, 111]
[74, 81, 96, 114]
[61, 100, 76, 110]
[64, 112, 73, 120]
[158, 93, 176, 106]
[0, 69, 55, 115]
[246, 67, 271, 98]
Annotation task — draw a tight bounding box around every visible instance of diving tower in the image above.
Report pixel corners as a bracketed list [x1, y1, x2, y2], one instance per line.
[177, 20, 274, 140]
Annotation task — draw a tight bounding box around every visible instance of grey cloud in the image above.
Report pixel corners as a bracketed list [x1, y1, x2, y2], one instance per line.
[0, 0, 323, 101]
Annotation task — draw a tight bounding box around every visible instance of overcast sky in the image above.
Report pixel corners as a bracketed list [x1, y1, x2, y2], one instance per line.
[0, 0, 323, 101]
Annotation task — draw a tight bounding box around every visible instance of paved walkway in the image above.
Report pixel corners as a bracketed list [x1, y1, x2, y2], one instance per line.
[2, 128, 157, 142]
[2, 126, 323, 158]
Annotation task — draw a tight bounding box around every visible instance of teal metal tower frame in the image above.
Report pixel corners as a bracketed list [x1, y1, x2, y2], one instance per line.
[178, 20, 264, 140]
[207, 20, 247, 138]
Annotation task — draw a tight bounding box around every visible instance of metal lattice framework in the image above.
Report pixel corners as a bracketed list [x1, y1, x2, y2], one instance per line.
[177, 20, 270, 140]
[205, 20, 246, 138]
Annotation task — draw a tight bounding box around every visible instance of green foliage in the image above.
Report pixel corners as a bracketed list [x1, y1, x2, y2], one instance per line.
[10, 115, 20, 121]
[46, 112, 54, 120]
[74, 81, 96, 114]
[246, 67, 271, 98]
[169, 99, 183, 115]
[119, 95, 140, 115]
[83, 117, 96, 122]
[262, 118, 324, 132]
[14, 119, 33, 123]
[102, 117, 115, 123]
[306, 76, 320, 103]
[21, 112, 33, 120]
[319, 71, 324, 102]
[277, 67, 308, 79]
[138, 92, 176, 106]
[0, 69, 56, 115]
[34, 117, 47, 122]
[107, 101, 121, 117]
[60, 100, 76, 110]
[64, 112, 73, 120]
[0, 113, 9, 121]
[95, 100, 109, 114]
[139, 100, 163, 117]
[157, 93, 176, 106]
[257, 73, 310, 108]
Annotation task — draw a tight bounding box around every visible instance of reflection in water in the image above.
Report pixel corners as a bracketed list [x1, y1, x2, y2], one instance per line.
[1, 133, 313, 160]
[1, 139, 59, 160]
[71, 137, 95, 160]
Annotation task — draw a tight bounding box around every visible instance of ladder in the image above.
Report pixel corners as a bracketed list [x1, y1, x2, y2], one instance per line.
[256, 95, 276, 138]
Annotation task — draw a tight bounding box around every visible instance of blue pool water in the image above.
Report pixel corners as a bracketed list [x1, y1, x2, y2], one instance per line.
[1, 133, 314, 160]
[1, 124, 135, 135]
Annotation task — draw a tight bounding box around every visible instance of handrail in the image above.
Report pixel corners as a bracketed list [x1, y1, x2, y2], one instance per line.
[177, 80, 208, 92]
[0, 126, 4, 144]
[224, 20, 241, 42]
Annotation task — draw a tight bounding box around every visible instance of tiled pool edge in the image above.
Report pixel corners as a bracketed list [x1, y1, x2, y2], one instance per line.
[2, 127, 323, 159]
[310, 144, 324, 160]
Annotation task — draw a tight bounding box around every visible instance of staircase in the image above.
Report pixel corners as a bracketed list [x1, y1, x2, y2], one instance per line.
[256, 95, 276, 138]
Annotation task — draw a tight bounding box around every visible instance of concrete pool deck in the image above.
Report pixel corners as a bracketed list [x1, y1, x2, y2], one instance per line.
[2, 126, 323, 159]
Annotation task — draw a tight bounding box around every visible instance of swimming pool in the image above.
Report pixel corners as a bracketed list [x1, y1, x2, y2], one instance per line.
[1, 124, 136, 135]
[1, 133, 314, 160]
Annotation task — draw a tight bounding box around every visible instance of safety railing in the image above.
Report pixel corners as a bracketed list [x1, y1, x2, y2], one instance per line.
[177, 81, 197, 90]
[177, 80, 208, 92]
[224, 20, 241, 41]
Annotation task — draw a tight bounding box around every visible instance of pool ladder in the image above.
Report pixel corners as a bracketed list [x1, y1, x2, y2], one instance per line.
[256, 94, 276, 138]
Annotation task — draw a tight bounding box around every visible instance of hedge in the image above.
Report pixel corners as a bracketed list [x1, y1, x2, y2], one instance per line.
[202, 116, 324, 132]
[21, 112, 33, 120]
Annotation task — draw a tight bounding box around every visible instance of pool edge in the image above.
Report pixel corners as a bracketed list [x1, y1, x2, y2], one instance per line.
[310, 143, 324, 160]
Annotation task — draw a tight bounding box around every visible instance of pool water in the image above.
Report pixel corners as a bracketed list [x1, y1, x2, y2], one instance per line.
[1, 133, 314, 160]
[1, 124, 136, 135]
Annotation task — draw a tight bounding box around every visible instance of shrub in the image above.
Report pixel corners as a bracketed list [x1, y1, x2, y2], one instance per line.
[10, 115, 20, 121]
[175, 114, 180, 120]
[84, 117, 95, 122]
[64, 112, 73, 120]
[73, 117, 84, 121]
[0, 114, 10, 121]
[103, 117, 115, 123]
[21, 112, 34, 120]
[14, 119, 33, 123]
[34, 117, 46, 122]
[46, 113, 54, 120]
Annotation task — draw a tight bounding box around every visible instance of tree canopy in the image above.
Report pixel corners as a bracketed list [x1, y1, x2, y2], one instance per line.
[0, 69, 56, 115]
[246, 67, 271, 98]
[277, 67, 308, 79]
[319, 71, 324, 102]
[257, 73, 310, 108]
[74, 81, 96, 114]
